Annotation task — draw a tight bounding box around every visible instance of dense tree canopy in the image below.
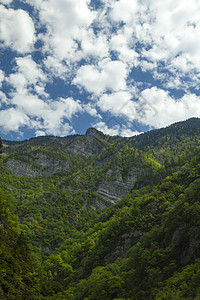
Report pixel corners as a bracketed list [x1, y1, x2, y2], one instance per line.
[0, 118, 200, 299]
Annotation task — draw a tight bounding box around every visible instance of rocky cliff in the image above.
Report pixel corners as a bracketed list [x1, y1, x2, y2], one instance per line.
[1, 128, 159, 206]
[2, 118, 200, 207]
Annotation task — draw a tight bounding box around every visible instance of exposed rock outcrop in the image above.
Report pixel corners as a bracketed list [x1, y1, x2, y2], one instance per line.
[6, 158, 40, 177]
[97, 167, 143, 203]
[5, 153, 70, 177]
[65, 130, 108, 157]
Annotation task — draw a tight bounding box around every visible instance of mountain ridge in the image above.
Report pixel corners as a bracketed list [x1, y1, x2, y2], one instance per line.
[0, 117, 200, 299]
[3, 117, 200, 144]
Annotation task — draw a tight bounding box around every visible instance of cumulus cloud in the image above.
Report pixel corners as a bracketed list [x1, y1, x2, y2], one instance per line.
[110, 32, 139, 66]
[81, 30, 109, 59]
[0, 0, 200, 138]
[0, 5, 36, 53]
[51, 97, 82, 120]
[140, 0, 200, 73]
[110, 0, 138, 24]
[7, 55, 47, 95]
[138, 87, 200, 128]
[35, 130, 46, 137]
[11, 94, 48, 117]
[32, 0, 95, 62]
[107, 0, 200, 82]
[83, 103, 102, 119]
[97, 91, 137, 121]
[0, 69, 5, 87]
[4, 53, 84, 135]
[0, 94, 83, 136]
[9, 94, 83, 135]
[94, 121, 141, 137]
[0, 91, 7, 107]
[43, 56, 67, 79]
[120, 126, 141, 137]
[0, 108, 30, 132]
[73, 59, 128, 94]
[0, 0, 13, 4]
[94, 121, 120, 136]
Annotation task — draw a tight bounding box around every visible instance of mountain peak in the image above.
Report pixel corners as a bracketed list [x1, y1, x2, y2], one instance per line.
[85, 127, 102, 137]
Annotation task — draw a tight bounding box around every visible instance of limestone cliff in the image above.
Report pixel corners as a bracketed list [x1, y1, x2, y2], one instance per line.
[2, 127, 161, 206]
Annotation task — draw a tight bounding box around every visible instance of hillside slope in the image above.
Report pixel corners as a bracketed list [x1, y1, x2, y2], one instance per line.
[0, 117, 200, 299]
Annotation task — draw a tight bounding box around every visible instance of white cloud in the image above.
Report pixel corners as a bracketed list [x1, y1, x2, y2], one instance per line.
[1, 0, 200, 138]
[73, 65, 104, 94]
[140, 0, 200, 73]
[0, 69, 4, 87]
[42, 112, 75, 136]
[110, 32, 139, 66]
[83, 103, 102, 119]
[0, 5, 36, 53]
[11, 94, 48, 117]
[51, 97, 82, 120]
[43, 56, 67, 78]
[120, 126, 141, 137]
[31, 117, 75, 136]
[138, 87, 200, 128]
[32, 0, 95, 62]
[0, 108, 30, 132]
[97, 91, 137, 121]
[73, 59, 128, 94]
[106, 0, 200, 79]
[35, 130, 46, 137]
[2, 52, 84, 135]
[81, 30, 109, 59]
[140, 60, 157, 72]
[7, 55, 47, 96]
[94, 121, 141, 137]
[10, 94, 82, 135]
[94, 121, 120, 136]
[0, 91, 7, 107]
[110, 0, 138, 24]
[0, 0, 13, 4]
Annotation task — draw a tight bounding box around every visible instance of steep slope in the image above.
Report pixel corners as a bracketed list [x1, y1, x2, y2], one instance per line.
[0, 117, 200, 299]
[0, 139, 161, 255]
[128, 117, 200, 165]
[3, 118, 200, 175]
[48, 149, 200, 299]
[0, 188, 41, 299]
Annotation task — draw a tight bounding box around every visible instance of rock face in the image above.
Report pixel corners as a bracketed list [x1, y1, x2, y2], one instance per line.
[33, 153, 70, 176]
[65, 139, 95, 157]
[65, 131, 108, 157]
[2, 127, 156, 205]
[6, 158, 39, 177]
[97, 181, 130, 203]
[97, 168, 143, 203]
[170, 224, 200, 266]
[104, 230, 141, 264]
[5, 153, 70, 177]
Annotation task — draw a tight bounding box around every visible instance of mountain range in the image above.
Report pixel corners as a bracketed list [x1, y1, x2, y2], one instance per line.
[0, 117, 200, 299]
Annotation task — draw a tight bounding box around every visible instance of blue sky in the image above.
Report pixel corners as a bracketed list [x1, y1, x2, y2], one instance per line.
[0, 0, 200, 140]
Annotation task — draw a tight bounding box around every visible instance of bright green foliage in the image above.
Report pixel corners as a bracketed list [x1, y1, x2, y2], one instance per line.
[0, 188, 41, 299]
[0, 118, 200, 299]
[154, 259, 200, 299]
[60, 152, 200, 299]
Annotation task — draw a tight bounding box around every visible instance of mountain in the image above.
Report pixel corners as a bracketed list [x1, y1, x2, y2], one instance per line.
[0, 117, 200, 299]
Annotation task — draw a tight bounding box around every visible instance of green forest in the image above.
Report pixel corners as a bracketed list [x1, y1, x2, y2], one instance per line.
[0, 118, 200, 299]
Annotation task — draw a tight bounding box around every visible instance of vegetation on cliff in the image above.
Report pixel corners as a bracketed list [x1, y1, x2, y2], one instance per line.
[0, 118, 200, 299]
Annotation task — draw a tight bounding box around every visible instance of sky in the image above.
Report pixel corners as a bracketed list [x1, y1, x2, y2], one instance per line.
[0, 0, 200, 140]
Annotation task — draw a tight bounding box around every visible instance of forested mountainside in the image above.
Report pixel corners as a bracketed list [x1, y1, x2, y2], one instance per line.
[0, 117, 200, 299]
